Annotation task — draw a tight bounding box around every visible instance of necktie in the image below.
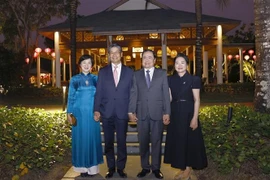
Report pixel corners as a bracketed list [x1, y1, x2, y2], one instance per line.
[146, 70, 151, 88]
[113, 65, 118, 86]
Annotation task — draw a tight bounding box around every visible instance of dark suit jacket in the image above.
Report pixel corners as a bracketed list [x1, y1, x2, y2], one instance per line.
[94, 64, 133, 120]
[129, 68, 171, 120]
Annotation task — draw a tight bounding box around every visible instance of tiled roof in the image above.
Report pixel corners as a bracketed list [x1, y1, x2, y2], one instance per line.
[40, 9, 241, 35]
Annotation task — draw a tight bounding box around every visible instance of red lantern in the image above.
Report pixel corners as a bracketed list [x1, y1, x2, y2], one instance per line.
[34, 52, 38, 58]
[248, 49, 254, 55]
[35, 47, 42, 53]
[25, 58, 29, 64]
[227, 54, 233, 60]
[44, 48, 51, 54]
[253, 55, 256, 60]
[51, 52, 55, 58]
[60, 58, 64, 63]
[235, 55, 240, 59]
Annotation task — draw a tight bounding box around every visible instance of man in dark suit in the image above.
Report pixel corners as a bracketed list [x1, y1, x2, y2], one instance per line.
[128, 49, 170, 179]
[94, 44, 133, 178]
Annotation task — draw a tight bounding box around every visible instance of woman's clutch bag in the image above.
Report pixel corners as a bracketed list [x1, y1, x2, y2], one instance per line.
[70, 114, 77, 126]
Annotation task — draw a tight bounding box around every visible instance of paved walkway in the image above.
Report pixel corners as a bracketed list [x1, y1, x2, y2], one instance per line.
[62, 156, 198, 180]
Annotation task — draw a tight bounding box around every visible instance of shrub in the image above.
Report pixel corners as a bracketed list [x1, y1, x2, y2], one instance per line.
[200, 104, 270, 174]
[0, 107, 71, 179]
[204, 82, 254, 94]
[6, 86, 63, 98]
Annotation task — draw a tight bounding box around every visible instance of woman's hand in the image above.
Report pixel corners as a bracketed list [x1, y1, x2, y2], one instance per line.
[94, 111, 101, 121]
[67, 114, 72, 124]
[190, 118, 198, 130]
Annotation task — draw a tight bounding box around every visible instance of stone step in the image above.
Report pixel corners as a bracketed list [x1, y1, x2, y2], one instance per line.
[100, 122, 168, 132]
[102, 142, 166, 155]
[101, 131, 167, 143]
[100, 121, 138, 132]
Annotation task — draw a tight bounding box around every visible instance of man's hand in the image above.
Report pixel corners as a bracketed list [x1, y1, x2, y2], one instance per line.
[163, 114, 170, 125]
[128, 113, 138, 122]
[94, 111, 101, 122]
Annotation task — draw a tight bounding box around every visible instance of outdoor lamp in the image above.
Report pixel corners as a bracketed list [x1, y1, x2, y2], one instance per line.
[244, 55, 250, 61]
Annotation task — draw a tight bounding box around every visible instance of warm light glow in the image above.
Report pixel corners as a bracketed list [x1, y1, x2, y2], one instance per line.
[248, 49, 254, 55]
[149, 33, 158, 39]
[34, 52, 38, 58]
[25, 58, 29, 64]
[99, 48, 105, 55]
[157, 50, 162, 57]
[227, 54, 233, 60]
[148, 46, 154, 51]
[244, 55, 250, 60]
[132, 53, 136, 58]
[35, 47, 42, 53]
[170, 50, 177, 58]
[116, 35, 124, 41]
[179, 34, 185, 39]
[51, 52, 56, 58]
[235, 55, 239, 59]
[126, 55, 131, 61]
[44, 48, 51, 54]
[132, 47, 144, 53]
[122, 47, 128, 51]
[253, 55, 256, 60]
[60, 57, 64, 63]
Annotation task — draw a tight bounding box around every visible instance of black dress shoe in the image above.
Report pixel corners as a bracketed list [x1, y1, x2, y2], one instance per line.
[137, 169, 151, 178]
[80, 172, 93, 177]
[105, 169, 115, 179]
[117, 169, 127, 178]
[153, 170, 163, 179]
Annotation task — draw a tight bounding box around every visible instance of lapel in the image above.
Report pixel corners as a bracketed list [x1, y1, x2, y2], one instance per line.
[149, 68, 159, 88]
[139, 69, 148, 88]
[118, 64, 125, 87]
[107, 64, 116, 87]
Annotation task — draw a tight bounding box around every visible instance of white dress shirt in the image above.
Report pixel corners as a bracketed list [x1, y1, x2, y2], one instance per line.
[144, 67, 155, 81]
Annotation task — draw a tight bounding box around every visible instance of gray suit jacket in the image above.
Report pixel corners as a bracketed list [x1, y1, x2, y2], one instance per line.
[129, 68, 171, 120]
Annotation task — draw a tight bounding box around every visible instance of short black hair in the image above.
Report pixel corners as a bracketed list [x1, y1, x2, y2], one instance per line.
[173, 53, 189, 65]
[142, 49, 156, 59]
[78, 54, 94, 66]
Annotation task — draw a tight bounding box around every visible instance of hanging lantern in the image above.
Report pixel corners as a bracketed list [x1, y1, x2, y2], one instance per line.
[244, 55, 250, 61]
[60, 57, 64, 63]
[253, 55, 256, 60]
[44, 48, 51, 54]
[34, 52, 38, 58]
[25, 58, 30, 64]
[51, 52, 56, 58]
[227, 54, 233, 60]
[235, 55, 240, 60]
[35, 47, 42, 53]
[248, 49, 254, 55]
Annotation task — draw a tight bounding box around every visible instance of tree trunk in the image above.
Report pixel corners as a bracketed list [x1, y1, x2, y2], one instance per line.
[69, 0, 78, 76]
[254, 0, 270, 113]
[195, 0, 202, 78]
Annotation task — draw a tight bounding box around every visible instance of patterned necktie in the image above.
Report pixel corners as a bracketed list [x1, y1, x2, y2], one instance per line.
[146, 70, 151, 88]
[113, 65, 118, 86]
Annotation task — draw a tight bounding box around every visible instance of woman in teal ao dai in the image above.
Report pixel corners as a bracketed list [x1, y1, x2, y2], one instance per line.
[67, 55, 103, 177]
